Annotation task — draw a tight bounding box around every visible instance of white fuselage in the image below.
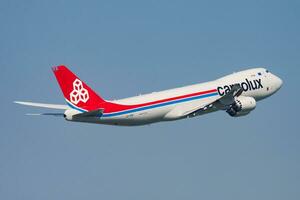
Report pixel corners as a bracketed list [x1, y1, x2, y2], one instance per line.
[72, 68, 282, 126]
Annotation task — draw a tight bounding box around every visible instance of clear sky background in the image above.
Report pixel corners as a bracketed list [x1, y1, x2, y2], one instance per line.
[1, 0, 299, 199]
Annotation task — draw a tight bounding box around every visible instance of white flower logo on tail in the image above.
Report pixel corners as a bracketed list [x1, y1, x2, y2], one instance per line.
[70, 79, 89, 104]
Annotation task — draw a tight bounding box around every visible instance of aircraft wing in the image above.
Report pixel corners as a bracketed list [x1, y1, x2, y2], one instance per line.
[184, 84, 243, 118]
[14, 101, 68, 110]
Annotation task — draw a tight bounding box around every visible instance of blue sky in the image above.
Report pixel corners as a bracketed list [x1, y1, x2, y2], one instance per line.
[1, 0, 300, 199]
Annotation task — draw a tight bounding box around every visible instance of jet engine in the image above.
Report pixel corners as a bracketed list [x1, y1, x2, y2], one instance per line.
[226, 96, 256, 117]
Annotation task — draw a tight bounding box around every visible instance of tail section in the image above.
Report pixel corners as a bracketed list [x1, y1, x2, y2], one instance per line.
[52, 65, 106, 112]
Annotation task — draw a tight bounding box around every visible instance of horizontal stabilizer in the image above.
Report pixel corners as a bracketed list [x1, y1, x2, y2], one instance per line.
[73, 109, 104, 118]
[26, 113, 64, 117]
[14, 101, 68, 110]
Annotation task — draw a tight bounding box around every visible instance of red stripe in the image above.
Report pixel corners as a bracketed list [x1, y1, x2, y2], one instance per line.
[101, 89, 218, 113]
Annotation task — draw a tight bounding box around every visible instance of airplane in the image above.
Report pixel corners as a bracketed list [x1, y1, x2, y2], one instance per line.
[15, 66, 283, 126]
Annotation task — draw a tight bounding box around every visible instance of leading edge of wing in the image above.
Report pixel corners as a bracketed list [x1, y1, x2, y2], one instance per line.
[184, 84, 243, 117]
[14, 101, 68, 110]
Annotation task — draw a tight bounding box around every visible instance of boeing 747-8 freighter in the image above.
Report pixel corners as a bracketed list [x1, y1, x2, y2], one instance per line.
[15, 66, 282, 126]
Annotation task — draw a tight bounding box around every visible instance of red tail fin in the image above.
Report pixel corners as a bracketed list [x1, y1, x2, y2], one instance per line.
[52, 65, 105, 111]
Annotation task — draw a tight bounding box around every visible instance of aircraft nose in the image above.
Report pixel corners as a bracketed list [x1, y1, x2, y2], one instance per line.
[274, 75, 283, 90]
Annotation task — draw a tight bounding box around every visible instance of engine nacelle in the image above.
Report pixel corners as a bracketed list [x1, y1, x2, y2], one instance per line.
[64, 109, 81, 121]
[227, 96, 256, 117]
[232, 111, 251, 117]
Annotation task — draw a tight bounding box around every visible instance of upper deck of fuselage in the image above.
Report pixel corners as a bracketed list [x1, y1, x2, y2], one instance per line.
[110, 80, 217, 105]
[216, 68, 267, 82]
[110, 68, 268, 105]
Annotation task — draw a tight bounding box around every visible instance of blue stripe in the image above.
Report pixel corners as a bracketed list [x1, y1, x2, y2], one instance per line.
[66, 92, 219, 118]
[67, 102, 87, 113]
[102, 92, 219, 117]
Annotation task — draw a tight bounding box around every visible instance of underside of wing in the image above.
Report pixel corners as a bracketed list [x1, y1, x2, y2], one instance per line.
[184, 84, 243, 118]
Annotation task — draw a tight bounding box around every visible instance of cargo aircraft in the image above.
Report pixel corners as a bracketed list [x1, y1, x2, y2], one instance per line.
[15, 66, 282, 126]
